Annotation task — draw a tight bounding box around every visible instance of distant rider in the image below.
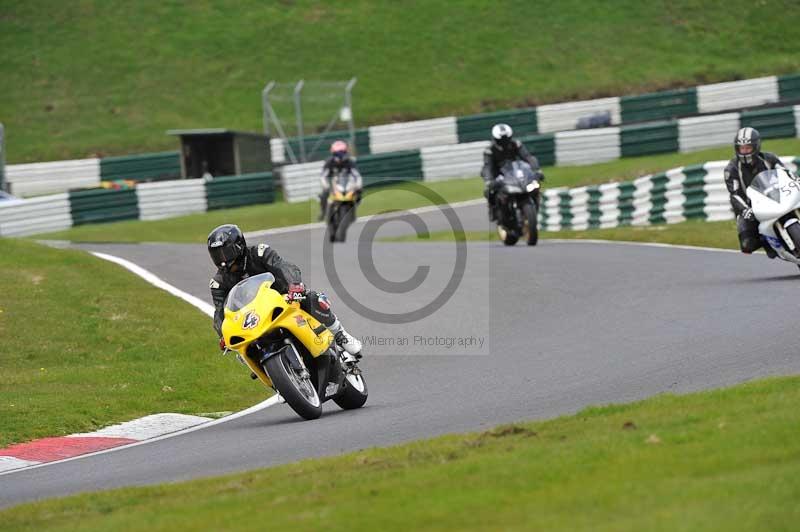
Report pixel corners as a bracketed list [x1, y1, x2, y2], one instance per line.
[724, 127, 786, 257]
[207, 224, 363, 365]
[481, 123, 544, 221]
[319, 140, 363, 221]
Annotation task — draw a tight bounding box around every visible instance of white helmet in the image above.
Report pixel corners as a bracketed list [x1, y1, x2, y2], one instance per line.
[491, 123, 514, 145]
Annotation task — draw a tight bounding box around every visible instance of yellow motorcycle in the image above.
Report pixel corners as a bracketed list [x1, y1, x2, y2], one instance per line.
[221, 272, 367, 420]
[326, 171, 361, 243]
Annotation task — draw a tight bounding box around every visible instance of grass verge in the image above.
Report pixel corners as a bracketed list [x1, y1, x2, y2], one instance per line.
[3, 1, 800, 162]
[35, 139, 800, 244]
[0, 239, 265, 447]
[2, 375, 798, 530]
[385, 219, 741, 251]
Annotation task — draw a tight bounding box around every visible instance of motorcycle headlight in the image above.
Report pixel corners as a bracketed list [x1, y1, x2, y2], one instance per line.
[526, 181, 540, 192]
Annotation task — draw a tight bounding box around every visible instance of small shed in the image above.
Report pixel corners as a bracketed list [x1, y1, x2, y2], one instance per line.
[167, 129, 271, 179]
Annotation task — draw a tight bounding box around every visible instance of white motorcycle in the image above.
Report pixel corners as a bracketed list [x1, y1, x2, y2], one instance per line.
[746, 167, 800, 269]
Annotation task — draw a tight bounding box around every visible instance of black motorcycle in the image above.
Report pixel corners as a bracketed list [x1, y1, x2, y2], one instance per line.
[493, 160, 542, 246]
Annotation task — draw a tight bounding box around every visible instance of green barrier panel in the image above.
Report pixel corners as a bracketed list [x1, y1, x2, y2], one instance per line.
[617, 182, 635, 225]
[740, 106, 796, 139]
[647, 173, 669, 224]
[456, 108, 537, 144]
[620, 121, 679, 157]
[356, 150, 423, 188]
[286, 129, 371, 163]
[681, 164, 708, 220]
[519, 133, 556, 167]
[586, 186, 602, 228]
[778, 74, 800, 102]
[557, 190, 572, 229]
[620, 88, 697, 123]
[205, 172, 275, 211]
[69, 188, 139, 226]
[100, 151, 181, 182]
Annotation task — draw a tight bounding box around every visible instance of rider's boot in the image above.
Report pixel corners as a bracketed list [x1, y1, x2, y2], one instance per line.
[329, 320, 362, 364]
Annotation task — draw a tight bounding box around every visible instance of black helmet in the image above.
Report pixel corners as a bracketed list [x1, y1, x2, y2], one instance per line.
[734, 127, 761, 165]
[207, 224, 246, 271]
[491, 123, 514, 150]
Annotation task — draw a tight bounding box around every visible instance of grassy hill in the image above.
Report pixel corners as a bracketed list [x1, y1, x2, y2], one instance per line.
[1, 0, 800, 163]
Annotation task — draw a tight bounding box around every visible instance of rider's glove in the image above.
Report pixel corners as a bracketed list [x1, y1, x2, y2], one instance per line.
[534, 171, 545, 182]
[219, 337, 226, 351]
[286, 282, 306, 302]
[741, 208, 755, 222]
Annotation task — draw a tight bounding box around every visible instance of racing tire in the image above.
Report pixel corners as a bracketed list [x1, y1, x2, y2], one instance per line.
[522, 201, 538, 246]
[264, 349, 322, 420]
[333, 371, 368, 410]
[335, 205, 354, 242]
[786, 222, 800, 257]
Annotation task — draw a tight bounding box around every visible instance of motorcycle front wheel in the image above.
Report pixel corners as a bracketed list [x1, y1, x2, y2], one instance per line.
[335, 204, 355, 242]
[334, 370, 368, 410]
[522, 201, 538, 246]
[786, 222, 800, 257]
[264, 349, 322, 420]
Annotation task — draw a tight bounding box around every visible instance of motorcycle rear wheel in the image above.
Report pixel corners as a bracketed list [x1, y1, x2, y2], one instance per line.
[264, 350, 322, 420]
[786, 222, 800, 257]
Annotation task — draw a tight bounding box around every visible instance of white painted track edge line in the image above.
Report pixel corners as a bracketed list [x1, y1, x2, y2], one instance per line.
[0, 395, 283, 477]
[543, 238, 742, 254]
[91, 252, 215, 317]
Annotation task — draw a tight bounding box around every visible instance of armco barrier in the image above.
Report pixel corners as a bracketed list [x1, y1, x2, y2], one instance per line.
[70, 188, 139, 226]
[0, 193, 72, 237]
[280, 151, 423, 203]
[678, 113, 740, 153]
[740, 107, 797, 139]
[620, 88, 698, 123]
[536, 97, 621, 134]
[368, 117, 458, 154]
[136, 180, 207, 221]
[554, 127, 621, 165]
[620, 121, 679, 157]
[100, 151, 181, 182]
[421, 141, 489, 182]
[206, 172, 275, 210]
[456, 109, 537, 144]
[6, 158, 100, 197]
[697, 76, 780, 114]
[778, 73, 800, 102]
[539, 156, 800, 232]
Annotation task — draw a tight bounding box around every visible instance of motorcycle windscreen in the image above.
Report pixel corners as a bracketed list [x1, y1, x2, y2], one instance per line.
[499, 161, 534, 188]
[224, 272, 276, 311]
[748, 170, 782, 203]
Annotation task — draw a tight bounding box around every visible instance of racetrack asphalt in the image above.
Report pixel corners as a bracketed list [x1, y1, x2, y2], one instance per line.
[3, 202, 800, 508]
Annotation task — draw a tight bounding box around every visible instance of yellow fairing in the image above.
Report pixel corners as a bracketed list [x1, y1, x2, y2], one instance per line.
[330, 190, 355, 202]
[221, 280, 335, 388]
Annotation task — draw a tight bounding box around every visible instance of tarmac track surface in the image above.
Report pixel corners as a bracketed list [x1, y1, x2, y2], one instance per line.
[3, 203, 800, 508]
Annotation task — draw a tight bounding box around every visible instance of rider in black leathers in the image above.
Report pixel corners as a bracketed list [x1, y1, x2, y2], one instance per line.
[481, 123, 544, 221]
[724, 127, 785, 256]
[207, 224, 362, 363]
[319, 140, 363, 221]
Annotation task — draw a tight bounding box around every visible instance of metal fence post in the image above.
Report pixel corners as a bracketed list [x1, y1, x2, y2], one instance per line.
[262, 81, 275, 138]
[293, 80, 306, 163]
[0, 123, 5, 192]
[345, 78, 357, 155]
